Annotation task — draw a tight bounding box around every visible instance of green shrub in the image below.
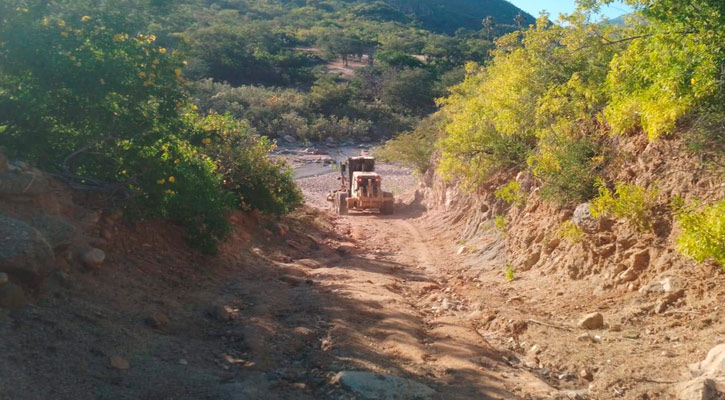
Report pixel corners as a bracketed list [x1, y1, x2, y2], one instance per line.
[494, 215, 508, 235]
[195, 113, 303, 216]
[601, 1, 725, 141]
[684, 113, 725, 170]
[530, 132, 602, 204]
[673, 198, 725, 267]
[123, 135, 234, 254]
[374, 113, 441, 174]
[0, 6, 302, 253]
[494, 180, 526, 206]
[590, 180, 659, 231]
[504, 264, 516, 282]
[556, 221, 584, 243]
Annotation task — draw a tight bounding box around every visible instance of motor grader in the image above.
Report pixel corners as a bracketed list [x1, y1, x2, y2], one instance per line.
[327, 157, 394, 215]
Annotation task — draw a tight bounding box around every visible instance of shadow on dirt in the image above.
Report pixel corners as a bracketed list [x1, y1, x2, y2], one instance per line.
[1, 206, 513, 400]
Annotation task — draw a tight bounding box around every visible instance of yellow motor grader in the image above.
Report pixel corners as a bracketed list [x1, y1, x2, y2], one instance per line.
[327, 157, 395, 215]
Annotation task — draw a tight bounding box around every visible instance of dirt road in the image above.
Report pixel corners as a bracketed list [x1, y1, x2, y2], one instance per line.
[1, 163, 555, 400]
[280, 164, 556, 399]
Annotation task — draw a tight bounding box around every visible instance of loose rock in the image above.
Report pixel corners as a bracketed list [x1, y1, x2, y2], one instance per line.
[578, 312, 604, 330]
[334, 371, 434, 400]
[641, 276, 682, 294]
[617, 269, 638, 283]
[295, 259, 322, 269]
[572, 203, 599, 233]
[80, 247, 105, 270]
[27, 214, 75, 251]
[293, 326, 316, 341]
[522, 250, 541, 270]
[146, 312, 170, 329]
[211, 305, 234, 322]
[663, 289, 686, 304]
[0, 215, 54, 283]
[631, 249, 650, 270]
[110, 355, 130, 370]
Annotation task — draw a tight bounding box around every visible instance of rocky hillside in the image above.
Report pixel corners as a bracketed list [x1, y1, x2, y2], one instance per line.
[411, 134, 725, 399]
[0, 152, 110, 307]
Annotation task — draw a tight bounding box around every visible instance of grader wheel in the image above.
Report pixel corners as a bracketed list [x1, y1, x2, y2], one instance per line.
[336, 193, 348, 215]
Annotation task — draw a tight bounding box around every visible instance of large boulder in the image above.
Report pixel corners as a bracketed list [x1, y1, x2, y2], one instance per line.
[27, 213, 76, 250]
[334, 371, 434, 400]
[677, 345, 725, 400]
[0, 168, 52, 197]
[677, 377, 725, 400]
[0, 214, 54, 283]
[690, 344, 725, 378]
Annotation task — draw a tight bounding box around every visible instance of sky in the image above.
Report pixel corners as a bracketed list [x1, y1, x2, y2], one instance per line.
[508, 0, 633, 20]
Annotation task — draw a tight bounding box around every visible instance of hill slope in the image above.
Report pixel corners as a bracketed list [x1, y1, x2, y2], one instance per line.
[381, 0, 535, 33]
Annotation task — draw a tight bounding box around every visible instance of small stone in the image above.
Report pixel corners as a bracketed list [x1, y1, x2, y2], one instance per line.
[145, 312, 169, 329]
[631, 249, 650, 270]
[0, 272, 8, 286]
[334, 371, 434, 400]
[640, 276, 682, 294]
[276, 223, 290, 237]
[522, 250, 541, 270]
[544, 238, 560, 254]
[580, 369, 593, 381]
[0, 283, 24, 308]
[211, 305, 234, 322]
[663, 289, 685, 304]
[578, 312, 604, 330]
[617, 269, 637, 283]
[655, 301, 669, 314]
[295, 259, 322, 269]
[80, 247, 105, 269]
[179, 359, 188, 366]
[293, 326, 316, 341]
[110, 355, 130, 370]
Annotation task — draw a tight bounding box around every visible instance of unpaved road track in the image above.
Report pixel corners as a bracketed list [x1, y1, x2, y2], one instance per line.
[1, 164, 554, 400]
[313, 208, 553, 399]
[286, 165, 553, 399]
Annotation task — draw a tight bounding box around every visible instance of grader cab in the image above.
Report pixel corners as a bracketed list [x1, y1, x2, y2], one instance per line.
[328, 157, 395, 215]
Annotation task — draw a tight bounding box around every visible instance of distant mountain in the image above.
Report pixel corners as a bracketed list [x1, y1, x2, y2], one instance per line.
[608, 14, 629, 25]
[379, 0, 536, 34]
[604, 13, 646, 26]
